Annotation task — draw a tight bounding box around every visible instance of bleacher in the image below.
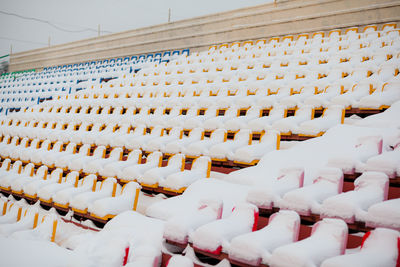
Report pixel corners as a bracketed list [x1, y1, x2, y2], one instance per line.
[0, 49, 190, 116]
[0, 22, 399, 267]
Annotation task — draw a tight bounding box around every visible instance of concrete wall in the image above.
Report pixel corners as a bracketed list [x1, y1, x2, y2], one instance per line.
[9, 0, 400, 72]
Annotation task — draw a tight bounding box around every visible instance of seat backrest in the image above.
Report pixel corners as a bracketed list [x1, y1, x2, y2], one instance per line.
[268, 210, 301, 242]
[78, 144, 91, 155]
[80, 174, 97, 190]
[210, 129, 227, 141]
[109, 147, 123, 160]
[311, 218, 348, 254]
[146, 151, 163, 165]
[99, 177, 118, 196]
[22, 163, 35, 176]
[354, 171, 389, 200]
[64, 171, 79, 186]
[234, 129, 251, 142]
[11, 161, 23, 174]
[93, 146, 106, 158]
[0, 159, 11, 171]
[48, 168, 63, 182]
[191, 156, 211, 177]
[168, 154, 185, 169]
[313, 167, 343, 193]
[35, 165, 48, 179]
[127, 149, 142, 163]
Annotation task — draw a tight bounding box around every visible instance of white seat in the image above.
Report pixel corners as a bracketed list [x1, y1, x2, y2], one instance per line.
[82, 147, 123, 174]
[278, 167, 343, 216]
[161, 156, 211, 192]
[37, 171, 80, 203]
[100, 150, 142, 178]
[320, 171, 388, 223]
[208, 129, 251, 160]
[248, 106, 286, 132]
[233, 130, 280, 164]
[191, 202, 259, 255]
[143, 127, 183, 152]
[119, 151, 163, 182]
[228, 210, 300, 266]
[184, 128, 227, 157]
[54, 144, 91, 169]
[11, 165, 48, 195]
[88, 181, 141, 219]
[269, 218, 348, 267]
[321, 228, 400, 267]
[138, 153, 185, 187]
[23, 168, 63, 199]
[162, 128, 203, 154]
[163, 198, 223, 245]
[53, 174, 97, 208]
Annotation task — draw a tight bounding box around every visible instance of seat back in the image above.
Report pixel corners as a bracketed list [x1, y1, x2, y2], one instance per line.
[146, 151, 163, 166]
[168, 154, 185, 170]
[64, 171, 79, 186]
[127, 149, 142, 163]
[191, 156, 211, 177]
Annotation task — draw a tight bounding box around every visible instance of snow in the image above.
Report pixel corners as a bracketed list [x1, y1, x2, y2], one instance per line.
[228, 210, 300, 266]
[364, 199, 400, 230]
[320, 172, 388, 223]
[163, 198, 223, 244]
[0, 237, 89, 267]
[321, 228, 400, 267]
[269, 218, 348, 267]
[167, 255, 194, 267]
[226, 124, 399, 187]
[146, 178, 252, 221]
[191, 202, 258, 254]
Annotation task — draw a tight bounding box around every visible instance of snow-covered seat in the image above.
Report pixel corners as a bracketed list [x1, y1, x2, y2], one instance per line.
[43, 142, 76, 168]
[0, 159, 11, 177]
[191, 202, 259, 255]
[88, 181, 141, 220]
[327, 135, 382, 175]
[330, 82, 371, 108]
[228, 210, 300, 266]
[0, 200, 26, 224]
[10, 165, 48, 195]
[119, 151, 163, 183]
[279, 85, 316, 109]
[162, 128, 203, 155]
[269, 218, 348, 267]
[364, 198, 400, 231]
[183, 106, 218, 129]
[246, 166, 304, 210]
[358, 81, 400, 109]
[11, 213, 59, 242]
[0, 162, 34, 192]
[143, 127, 183, 152]
[138, 153, 185, 188]
[18, 139, 41, 163]
[295, 105, 344, 136]
[278, 167, 343, 216]
[183, 128, 227, 157]
[126, 126, 164, 150]
[357, 145, 400, 178]
[161, 156, 211, 193]
[233, 130, 280, 164]
[166, 106, 199, 128]
[100, 149, 142, 178]
[207, 129, 251, 161]
[23, 168, 63, 199]
[0, 205, 40, 237]
[82, 147, 123, 175]
[202, 106, 238, 131]
[163, 198, 223, 245]
[223, 105, 262, 132]
[70, 177, 120, 214]
[35, 141, 64, 165]
[29, 140, 52, 164]
[270, 105, 314, 134]
[112, 124, 146, 148]
[68, 145, 106, 172]
[95, 123, 131, 147]
[320, 172, 388, 223]
[54, 143, 91, 170]
[38, 171, 80, 204]
[247, 106, 286, 132]
[53, 174, 97, 209]
[321, 228, 399, 267]
[0, 161, 22, 191]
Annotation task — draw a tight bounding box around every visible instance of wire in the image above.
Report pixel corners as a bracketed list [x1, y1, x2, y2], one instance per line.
[0, 10, 112, 34]
[0, 36, 47, 45]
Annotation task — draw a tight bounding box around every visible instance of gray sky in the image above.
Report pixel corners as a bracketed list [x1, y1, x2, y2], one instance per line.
[0, 0, 271, 58]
